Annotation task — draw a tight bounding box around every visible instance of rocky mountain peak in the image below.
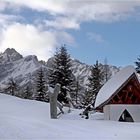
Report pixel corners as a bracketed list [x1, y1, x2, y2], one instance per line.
[4, 48, 17, 55]
[0, 48, 23, 63]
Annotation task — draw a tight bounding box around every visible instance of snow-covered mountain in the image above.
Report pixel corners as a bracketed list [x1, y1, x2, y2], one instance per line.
[0, 48, 43, 89]
[0, 48, 119, 91]
[0, 48, 23, 63]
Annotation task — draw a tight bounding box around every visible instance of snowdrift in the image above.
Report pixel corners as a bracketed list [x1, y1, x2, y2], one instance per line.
[0, 94, 140, 140]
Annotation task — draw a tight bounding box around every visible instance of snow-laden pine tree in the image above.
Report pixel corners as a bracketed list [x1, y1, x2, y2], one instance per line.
[48, 46, 73, 103]
[84, 61, 104, 106]
[135, 56, 140, 73]
[35, 68, 46, 102]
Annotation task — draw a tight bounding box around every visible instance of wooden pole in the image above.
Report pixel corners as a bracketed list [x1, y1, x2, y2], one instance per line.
[49, 84, 60, 119]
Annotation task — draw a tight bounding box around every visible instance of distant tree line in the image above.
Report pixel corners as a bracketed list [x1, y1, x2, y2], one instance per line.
[3, 68, 49, 102]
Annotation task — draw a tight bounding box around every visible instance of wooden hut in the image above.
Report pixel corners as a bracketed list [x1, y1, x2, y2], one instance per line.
[95, 66, 140, 122]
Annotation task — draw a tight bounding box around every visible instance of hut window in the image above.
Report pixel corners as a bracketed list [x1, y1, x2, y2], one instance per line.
[119, 109, 134, 122]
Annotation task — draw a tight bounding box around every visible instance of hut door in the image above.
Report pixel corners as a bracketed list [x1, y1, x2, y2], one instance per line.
[119, 109, 134, 122]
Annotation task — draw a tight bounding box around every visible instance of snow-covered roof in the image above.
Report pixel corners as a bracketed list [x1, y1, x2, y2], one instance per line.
[95, 66, 138, 108]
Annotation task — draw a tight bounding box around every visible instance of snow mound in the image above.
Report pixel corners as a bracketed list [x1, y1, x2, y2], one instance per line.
[95, 66, 137, 108]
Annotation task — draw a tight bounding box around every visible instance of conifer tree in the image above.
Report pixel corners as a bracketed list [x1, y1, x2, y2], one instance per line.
[135, 56, 140, 73]
[84, 61, 104, 106]
[71, 76, 82, 105]
[5, 78, 18, 96]
[73, 79, 80, 104]
[36, 68, 46, 102]
[24, 85, 33, 99]
[48, 46, 73, 103]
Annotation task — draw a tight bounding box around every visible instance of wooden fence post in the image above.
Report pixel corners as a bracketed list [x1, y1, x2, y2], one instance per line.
[49, 84, 60, 119]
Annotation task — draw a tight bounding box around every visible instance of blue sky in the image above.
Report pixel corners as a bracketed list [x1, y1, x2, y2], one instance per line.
[68, 20, 140, 66]
[0, 1, 140, 67]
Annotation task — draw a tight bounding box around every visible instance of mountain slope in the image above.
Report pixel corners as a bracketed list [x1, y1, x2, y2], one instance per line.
[0, 48, 119, 92]
[0, 48, 42, 89]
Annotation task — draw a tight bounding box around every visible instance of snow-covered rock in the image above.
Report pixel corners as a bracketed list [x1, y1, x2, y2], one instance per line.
[0, 49, 43, 89]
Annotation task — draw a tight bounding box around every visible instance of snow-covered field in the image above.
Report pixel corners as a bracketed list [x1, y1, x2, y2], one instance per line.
[0, 94, 140, 140]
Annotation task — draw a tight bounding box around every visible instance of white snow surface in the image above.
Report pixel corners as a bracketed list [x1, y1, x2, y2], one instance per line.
[95, 66, 137, 108]
[0, 93, 140, 139]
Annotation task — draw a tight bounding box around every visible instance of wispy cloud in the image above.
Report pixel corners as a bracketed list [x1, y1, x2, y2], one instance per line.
[2, 0, 140, 23]
[1, 0, 67, 13]
[44, 17, 80, 30]
[0, 14, 22, 27]
[87, 32, 105, 43]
